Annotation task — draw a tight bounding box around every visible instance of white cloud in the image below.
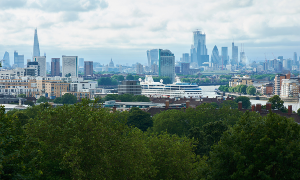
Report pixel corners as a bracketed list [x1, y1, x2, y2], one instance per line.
[0, 0, 300, 64]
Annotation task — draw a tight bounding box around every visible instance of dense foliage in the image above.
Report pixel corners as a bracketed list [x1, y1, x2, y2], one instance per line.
[97, 77, 118, 85]
[152, 76, 172, 84]
[104, 93, 150, 102]
[235, 96, 251, 109]
[53, 93, 77, 104]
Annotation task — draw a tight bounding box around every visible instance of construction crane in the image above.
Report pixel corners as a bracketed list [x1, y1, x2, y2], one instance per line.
[272, 53, 276, 59]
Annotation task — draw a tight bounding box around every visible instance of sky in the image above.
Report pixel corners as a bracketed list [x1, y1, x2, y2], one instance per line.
[0, 0, 300, 66]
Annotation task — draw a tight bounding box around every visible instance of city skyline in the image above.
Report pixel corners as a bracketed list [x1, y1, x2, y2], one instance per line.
[0, 0, 300, 65]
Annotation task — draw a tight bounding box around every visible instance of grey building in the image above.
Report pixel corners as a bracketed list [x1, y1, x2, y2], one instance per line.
[211, 45, 220, 68]
[62, 56, 78, 77]
[147, 49, 159, 66]
[79, 58, 84, 67]
[191, 30, 208, 66]
[2, 51, 10, 68]
[14, 51, 24, 68]
[158, 49, 175, 83]
[182, 53, 189, 62]
[51, 58, 60, 76]
[84, 61, 93, 76]
[118, 80, 142, 95]
[231, 42, 238, 65]
[294, 52, 298, 65]
[221, 47, 229, 66]
[27, 61, 39, 76]
[181, 63, 190, 75]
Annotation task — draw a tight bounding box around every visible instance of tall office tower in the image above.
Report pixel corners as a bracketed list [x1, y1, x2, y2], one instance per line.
[62, 56, 78, 77]
[27, 61, 39, 76]
[2, 51, 10, 68]
[158, 49, 175, 83]
[221, 47, 229, 66]
[278, 56, 283, 60]
[84, 61, 93, 76]
[51, 58, 60, 76]
[14, 51, 24, 68]
[191, 30, 208, 66]
[231, 42, 238, 65]
[240, 52, 246, 66]
[79, 58, 84, 67]
[151, 64, 158, 74]
[211, 45, 220, 68]
[136, 63, 144, 74]
[287, 59, 292, 70]
[294, 52, 298, 65]
[182, 53, 189, 62]
[181, 63, 190, 75]
[278, 61, 283, 72]
[33, 29, 40, 58]
[46, 62, 50, 72]
[147, 49, 159, 66]
[33, 56, 46, 77]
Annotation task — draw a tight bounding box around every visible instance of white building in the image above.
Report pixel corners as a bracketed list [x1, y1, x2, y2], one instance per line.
[62, 56, 78, 77]
[33, 56, 46, 77]
[281, 79, 300, 98]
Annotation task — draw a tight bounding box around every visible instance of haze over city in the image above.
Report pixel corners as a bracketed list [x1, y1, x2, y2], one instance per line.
[1, 0, 300, 64]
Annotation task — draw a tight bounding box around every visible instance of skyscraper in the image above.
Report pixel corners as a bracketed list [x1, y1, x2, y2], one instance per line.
[51, 58, 60, 76]
[84, 61, 93, 76]
[182, 53, 189, 62]
[33, 28, 40, 58]
[211, 45, 220, 69]
[33, 56, 46, 77]
[147, 49, 159, 66]
[221, 47, 229, 66]
[231, 42, 238, 65]
[14, 51, 24, 68]
[294, 52, 298, 65]
[79, 58, 84, 67]
[2, 51, 10, 68]
[191, 30, 208, 66]
[62, 56, 78, 77]
[158, 49, 175, 83]
[181, 63, 190, 75]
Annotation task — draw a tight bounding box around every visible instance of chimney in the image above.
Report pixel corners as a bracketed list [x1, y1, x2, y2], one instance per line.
[288, 105, 292, 115]
[256, 103, 261, 112]
[190, 96, 192, 100]
[184, 96, 186, 100]
[207, 96, 208, 98]
[165, 100, 169, 109]
[251, 104, 256, 111]
[266, 102, 272, 111]
[186, 100, 190, 108]
[113, 106, 116, 112]
[238, 101, 242, 110]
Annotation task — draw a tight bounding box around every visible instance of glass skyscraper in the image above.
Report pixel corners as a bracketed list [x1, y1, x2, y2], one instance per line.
[231, 42, 238, 65]
[221, 47, 229, 66]
[211, 45, 220, 68]
[14, 51, 24, 68]
[147, 49, 159, 66]
[33, 28, 40, 58]
[191, 30, 208, 66]
[158, 49, 175, 83]
[2, 51, 10, 68]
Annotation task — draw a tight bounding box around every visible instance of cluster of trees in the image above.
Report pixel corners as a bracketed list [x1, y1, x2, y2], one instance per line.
[37, 93, 78, 104]
[125, 74, 143, 81]
[2, 96, 300, 179]
[104, 94, 150, 102]
[219, 84, 256, 95]
[251, 74, 276, 81]
[97, 77, 118, 86]
[152, 76, 172, 84]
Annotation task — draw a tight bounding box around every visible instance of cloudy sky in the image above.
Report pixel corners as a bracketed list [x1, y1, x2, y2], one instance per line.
[0, 0, 300, 66]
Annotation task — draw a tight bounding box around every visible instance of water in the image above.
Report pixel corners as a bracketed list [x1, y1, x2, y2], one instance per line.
[200, 85, 300, 111]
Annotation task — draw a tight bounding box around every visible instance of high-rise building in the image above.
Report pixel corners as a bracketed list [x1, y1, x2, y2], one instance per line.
[231, 42, 238, 65]
[181, 63, 190, 75]
[278, 56, 283, 60]
[84, 61, 93, 76]
[211, 45, 220, 69]
[27, 61, 39, 76]
[294, 52, 298, 65]
[51, 58, 60, 76]
[33, 56, 46, 77]
[109, 59, 114, 67]
[47, 62, 50, 73]
[79, 58, 84, 67]
[33, 28, 40, 58]
[62, 56, 78, 77]
[240, 52, 246, 66]
[136, 63, 144, 74]
[158, 49, 175, 83]
[191, 30, 208, 66]
[147, 49, 159, 66]
[14, 51, 24, 68]
[221, 47, 229, 66]
[2, 51, 10, 68]
[182, 53, 189, 62]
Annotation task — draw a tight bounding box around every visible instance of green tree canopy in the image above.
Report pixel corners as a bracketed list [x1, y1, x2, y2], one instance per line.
[61, 93, 77, 104]
[18, 94, 26, 98]
[127, 107, 153, 131]
[153, 76, 172, 84]
[208, 111, 300, 179]
[268, 95, 284, 110]
[37, 96, 48, 103]
[235, 96, 251, 109]
[126, 74, 134, 80]
[246, 85, 256, 95]
[97, 77, 118, 86]
[53, 97, 62, 104]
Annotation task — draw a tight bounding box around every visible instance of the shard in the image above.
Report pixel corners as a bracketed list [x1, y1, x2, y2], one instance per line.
[33, 28, 40, 58]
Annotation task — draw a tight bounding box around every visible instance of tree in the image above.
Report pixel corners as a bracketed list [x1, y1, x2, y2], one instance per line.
[53, 97, 62, 104]
[297, 108, 300, 116]
[133, 95, 150, 102]
[268, 95, 284, 110]
[97, 77, 118, 86]
[235, 96, 251, 109]
[37, 96, 48, 103]
[24, 100, 34, 106]
[18, 94, 26, 98]
[117, 75, 124, 81]
[104, 94, 119, 101]
[219, 100, 238, 109]
[207, 111, 300, 179]
[127, 107, 153, 131]
[246, 85, 256, 95]
[65, 73, 71, 77]
[61, 93, 77, 104]
[126, 74, 134, 80]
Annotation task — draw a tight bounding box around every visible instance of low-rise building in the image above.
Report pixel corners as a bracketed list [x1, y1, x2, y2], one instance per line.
[118, 80, 142, 95]
[229, 75, 253, 87]
[261, 83, 274, 95]
[281, 79, 300, 98]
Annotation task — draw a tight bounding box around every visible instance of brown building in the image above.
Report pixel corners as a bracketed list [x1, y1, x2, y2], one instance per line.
[51, 58, 60, 76]
[84, 61, 93, 76]
[261, 83, 274, 95]
[45, 82, 70, 98]
[229, 75, 253, 87]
